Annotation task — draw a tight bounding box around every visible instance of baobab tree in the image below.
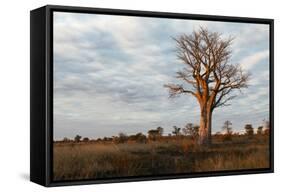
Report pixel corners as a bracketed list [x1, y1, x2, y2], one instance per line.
[222, 120, 233, 135]
[164, 27, 250, 145]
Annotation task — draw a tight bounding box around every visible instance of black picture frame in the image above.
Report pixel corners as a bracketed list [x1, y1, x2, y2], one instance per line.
[30, 5, 274, 187]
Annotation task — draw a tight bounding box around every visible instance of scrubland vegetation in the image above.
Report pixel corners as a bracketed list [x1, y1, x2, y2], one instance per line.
[53, 123, 270, 181]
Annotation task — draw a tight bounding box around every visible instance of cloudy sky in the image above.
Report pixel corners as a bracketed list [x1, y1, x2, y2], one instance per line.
[53, 12, 270, 140]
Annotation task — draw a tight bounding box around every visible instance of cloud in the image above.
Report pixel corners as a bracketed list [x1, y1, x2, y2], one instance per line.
[240, 50, 269, 71]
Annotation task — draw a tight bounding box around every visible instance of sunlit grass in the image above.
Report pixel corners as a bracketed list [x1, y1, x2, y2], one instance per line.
[53, 135, 270, 181]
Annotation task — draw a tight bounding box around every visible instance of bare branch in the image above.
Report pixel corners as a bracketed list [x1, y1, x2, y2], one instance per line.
[215, 95, 237, 108]
[213, 88, 235, 108]
[164, 27, 249, 111]
[163, 84, 197, 98]
[219, 64, 250, 92]
[176, 71, 197, 86]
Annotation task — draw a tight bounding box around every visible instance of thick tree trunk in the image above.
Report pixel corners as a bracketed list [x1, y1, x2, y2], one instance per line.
[198, 106, 212, 145]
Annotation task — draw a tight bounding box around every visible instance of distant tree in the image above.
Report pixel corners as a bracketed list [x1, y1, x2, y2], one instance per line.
[245, 124, 254, 137]
[172, 126, 181, 136]
[182, 123, 199, 140]
[222, 120, 232, 135]
[134, 133, 147, 143]
[103, 137, 111, 141]
[118, 132, 128, 143]
[83, 137, 89, 142]
[263, 128, 270, 135]
[257, 126, 263, 135]
[148, 129, 160, 141]
[63, 137, 71, 142]
[147, 127, 164, 141]
[157, 127, 164, 136]
[74, 135, 82, 142]
[182, 125, 189, 136]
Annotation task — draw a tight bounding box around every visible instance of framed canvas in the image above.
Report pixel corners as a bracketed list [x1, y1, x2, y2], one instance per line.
[30, 5, 274, 187]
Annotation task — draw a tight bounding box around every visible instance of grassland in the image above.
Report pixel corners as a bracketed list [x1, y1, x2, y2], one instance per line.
[53, 135, 270, 181]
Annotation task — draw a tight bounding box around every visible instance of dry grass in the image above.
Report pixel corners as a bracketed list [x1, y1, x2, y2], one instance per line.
[53, 135, 270, 181]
